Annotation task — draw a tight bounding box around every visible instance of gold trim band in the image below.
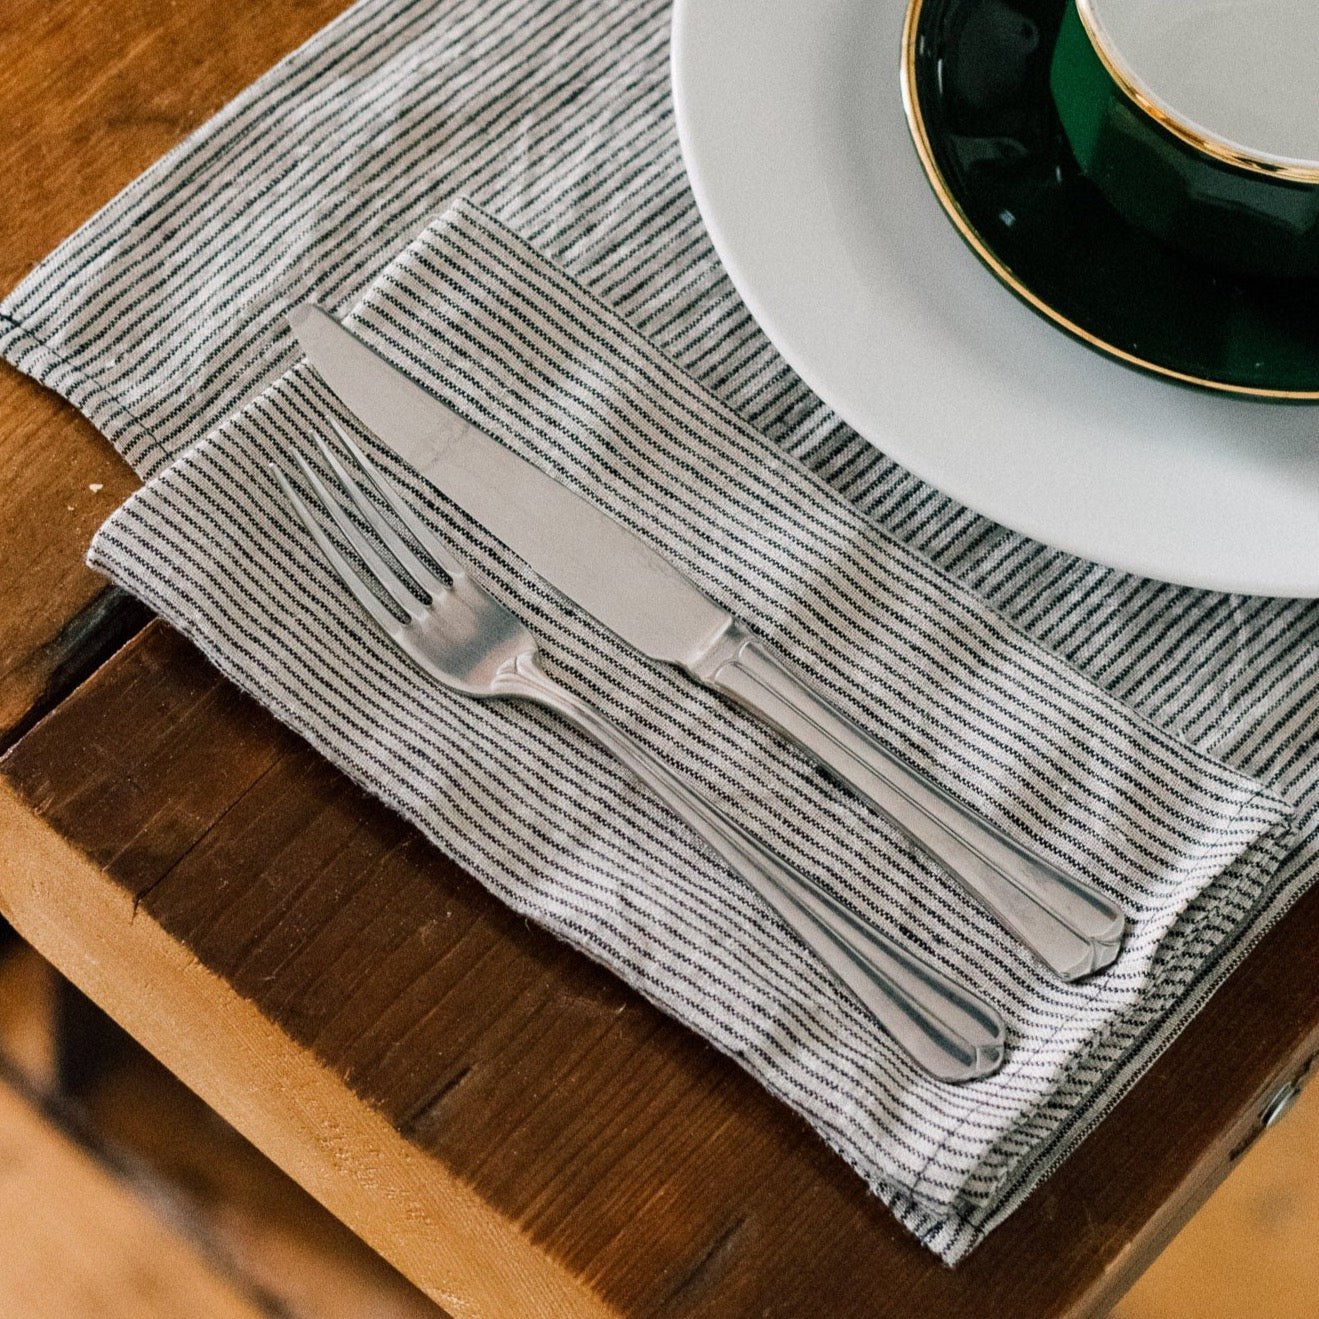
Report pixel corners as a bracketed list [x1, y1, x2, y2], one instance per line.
[1076, 0, 1319, 184]
[898, 0, 1319, 401]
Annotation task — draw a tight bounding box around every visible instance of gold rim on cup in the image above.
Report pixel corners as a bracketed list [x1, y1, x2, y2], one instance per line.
[898, 0, 1319, 401]
[1074, 0, 1319, 184]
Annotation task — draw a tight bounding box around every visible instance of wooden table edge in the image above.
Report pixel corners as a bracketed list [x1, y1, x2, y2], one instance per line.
[3, 626, 1318, 1319]
[0, 779, 618, 1319]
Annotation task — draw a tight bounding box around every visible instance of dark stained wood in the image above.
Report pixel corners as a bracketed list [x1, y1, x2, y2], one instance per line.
[2, 622, 1315, 1318]
[0, 376, 140, 745]
[0, 0, 355, 744]
[1115, 1082, 1319, 1318]
[0, 0, 357, 295]
[2, 0, 1317, 1313]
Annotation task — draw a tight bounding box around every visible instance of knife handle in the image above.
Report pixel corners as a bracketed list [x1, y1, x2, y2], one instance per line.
[689, 624, 1126, 981]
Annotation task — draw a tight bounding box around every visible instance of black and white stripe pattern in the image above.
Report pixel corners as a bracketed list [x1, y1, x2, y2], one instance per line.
[0, 0, 1312, 1262]
[80, 199, 1292, 1261]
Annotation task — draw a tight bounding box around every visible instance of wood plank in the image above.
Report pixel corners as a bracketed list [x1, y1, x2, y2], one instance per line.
[0, 768, 618, 1319]
[1116, 1082, 1319, 1319]
[1, 622, 1315, 1318]
[82, 1042, 447, 1319]
[0, 938, 446, 1317]
[0, 937, 58, 1091]
[0, 1074, 268, 1319]
[0, 0, 354, 742]
[0, 936, 445, 1317]
[0, 378, 141, 744]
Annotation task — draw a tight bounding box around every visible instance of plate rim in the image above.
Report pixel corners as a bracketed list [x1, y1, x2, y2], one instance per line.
[670, 0, 1319, 598]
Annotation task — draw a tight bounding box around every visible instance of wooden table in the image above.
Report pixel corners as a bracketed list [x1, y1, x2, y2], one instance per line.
[2, 3, 1316, 1314]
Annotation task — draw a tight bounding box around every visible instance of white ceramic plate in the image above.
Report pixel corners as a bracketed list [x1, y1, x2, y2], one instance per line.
[670, 0, 1319, 597]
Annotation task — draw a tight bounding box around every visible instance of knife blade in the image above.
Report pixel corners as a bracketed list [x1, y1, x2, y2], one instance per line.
[289, 304, 1126, 980]
[288, 304, 732, 668]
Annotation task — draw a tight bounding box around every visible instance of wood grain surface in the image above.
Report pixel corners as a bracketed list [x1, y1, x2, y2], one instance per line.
[1117, 1083, 1319, 1319]
[2, 623, 1316, 1317]
[0, 940, 448, 1318]
[2, 939, 1316, 1319]
[1, 1, 1317, 1314]
[0, 0, 353, 743]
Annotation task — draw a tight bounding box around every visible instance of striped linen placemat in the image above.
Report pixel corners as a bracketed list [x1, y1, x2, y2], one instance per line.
[74, 196, 1295, 1258]
[0, 0, 1314, 1262]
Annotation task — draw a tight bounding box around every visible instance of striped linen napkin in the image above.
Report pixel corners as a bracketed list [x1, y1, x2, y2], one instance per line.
[0, 1, 1312, 1263]
[44, 196, 1300, 1258]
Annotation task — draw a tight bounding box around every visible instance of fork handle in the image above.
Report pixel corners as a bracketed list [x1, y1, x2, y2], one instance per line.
[499, 656, 1005, 1083]
[687, 625, 1126, 981]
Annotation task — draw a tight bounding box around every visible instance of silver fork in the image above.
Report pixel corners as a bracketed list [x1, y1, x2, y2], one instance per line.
[271, 421, 1007, 1083]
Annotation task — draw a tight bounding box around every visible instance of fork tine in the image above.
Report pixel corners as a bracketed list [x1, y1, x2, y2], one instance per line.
[310, 428, 447, 600]
[271, 465, 404, 637]
[326, 417, 468, 581]
[290, 452, 425, 620]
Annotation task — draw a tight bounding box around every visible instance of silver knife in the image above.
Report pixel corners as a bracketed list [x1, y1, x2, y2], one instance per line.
[289, 304, 1125, 980]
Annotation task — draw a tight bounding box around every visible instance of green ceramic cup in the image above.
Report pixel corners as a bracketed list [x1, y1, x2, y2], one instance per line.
[1051, 0, 1319, 278]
